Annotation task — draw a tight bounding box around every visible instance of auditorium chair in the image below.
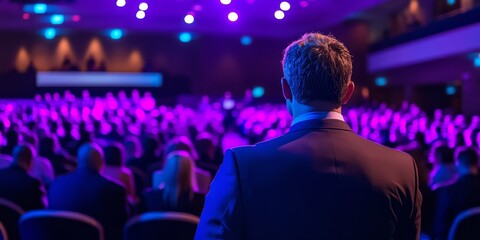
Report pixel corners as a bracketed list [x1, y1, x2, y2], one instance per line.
[0, 197, 25, 240]
[448, 207, 480, 240]
[124, 212, 199, 240]
[0, 222, 8, 240]
[19, 210, 104, 240]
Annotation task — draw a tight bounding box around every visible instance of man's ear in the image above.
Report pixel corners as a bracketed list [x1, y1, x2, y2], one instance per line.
[281, 78, 293, 102]
[342, 81, 355, 104]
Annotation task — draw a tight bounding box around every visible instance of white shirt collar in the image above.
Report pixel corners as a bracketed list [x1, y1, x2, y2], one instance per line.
[291, 111, 344, 126]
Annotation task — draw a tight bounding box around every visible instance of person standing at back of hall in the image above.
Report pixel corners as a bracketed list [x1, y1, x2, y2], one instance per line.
[196, 33, 422, 240]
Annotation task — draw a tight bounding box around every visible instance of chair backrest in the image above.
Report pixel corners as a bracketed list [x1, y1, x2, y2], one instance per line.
[448, 207, 480, 240]
[19, 210, 104, 240]
[0, 222, 8, 240]
[0, 198, 25, 240]
[124, 212, 199, 240]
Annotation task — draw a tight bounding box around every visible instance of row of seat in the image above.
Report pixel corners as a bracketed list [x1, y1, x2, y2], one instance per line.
[0, 197, 199, 240]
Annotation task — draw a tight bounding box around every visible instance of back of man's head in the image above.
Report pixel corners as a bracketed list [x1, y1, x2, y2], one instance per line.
[12, 144, 35, 171]
[434, 145, 454, 165]
[282, 33, 352, 107]
[456, 147, 479, 169]
[77, 143, 104, 172]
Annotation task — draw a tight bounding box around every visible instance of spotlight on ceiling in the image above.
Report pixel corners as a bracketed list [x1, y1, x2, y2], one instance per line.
[136, 10, 146, 19]
[228, 12, 238, 22]
[116, 0, 126, 7]
[179, 32, 193, 43]
[375, 77, 388, 87]
[280, 1, 291, 11]
[110, 29, 124, 40]
[44, 28, 56, 39]
[220, 0, 232, 5]
[33, 3, 47, 14]
[240, 36, 252, 46]
[274, 10, 285, 20]
[50, 14, 64, 25]
[139, 2, 148, 11]
[184, 14, 194, 24]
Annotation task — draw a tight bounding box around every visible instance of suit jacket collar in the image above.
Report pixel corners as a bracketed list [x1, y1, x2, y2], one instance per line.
[289, 118, 353, 133]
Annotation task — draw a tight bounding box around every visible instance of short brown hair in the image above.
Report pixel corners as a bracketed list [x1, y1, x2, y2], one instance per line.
[282, 33, 352, 106]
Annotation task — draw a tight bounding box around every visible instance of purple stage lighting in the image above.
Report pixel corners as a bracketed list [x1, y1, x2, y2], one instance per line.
[274, 10, 285, 20]
[280, 1, 291, 11]
[220, 0, 232, 5]
[184, 14, 194, 24]
[228, 12, 238, 22]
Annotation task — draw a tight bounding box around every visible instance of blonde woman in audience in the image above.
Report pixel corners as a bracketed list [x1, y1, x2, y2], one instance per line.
[140, 150, 204, 216]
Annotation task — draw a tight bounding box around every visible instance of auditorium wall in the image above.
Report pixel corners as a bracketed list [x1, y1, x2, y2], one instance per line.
[0, 19, 373, 99]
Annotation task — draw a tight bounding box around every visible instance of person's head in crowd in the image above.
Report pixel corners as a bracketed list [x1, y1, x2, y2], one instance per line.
[455, 147, 479, 176]
[5, 129, 19, 150]
[77, 143, 104, 172]
[414, 132, 428, 149]
[142, 137, 159, 156]
[161, 151, 197, 207]
[165, 136, 198, 160]
[27, 121, 37, 132]
[125, 136, 142, 160]
[38, 136, 55, 157]
[431, 144, 454, 166]
[12, 144, 35, 171]
[104, 143, 125, 167]
[471, 128, 480, 148]
[196, 133, 216, 162]
[22, 132, 39, 150]
[281, 33, 355, 117]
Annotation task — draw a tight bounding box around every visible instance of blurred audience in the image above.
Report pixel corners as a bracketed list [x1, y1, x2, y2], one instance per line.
[433, 147, 480, 240]
[0, 91, 477, 238]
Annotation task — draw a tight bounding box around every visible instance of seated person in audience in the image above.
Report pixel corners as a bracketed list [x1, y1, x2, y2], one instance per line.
[159, 136, 211, 193]
[0, 144, 46, 211]
[103, 143, 137, 203]
[1, 129, 19, 156]
[124, 136, 142, 163]
[48, 143, 128, 240]
[127, 137, 161, 174]
[140, 151, 205, 216]
[22, 133, 55, 187]
[433, 147, 480, 240]
[0, 134, 12, 169]
[195, 133, 220, 177]
[38, 136, 75, 176]
[430, 143, 457, 189]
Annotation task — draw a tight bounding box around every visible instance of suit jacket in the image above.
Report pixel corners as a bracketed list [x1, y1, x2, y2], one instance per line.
[433, 174, 480, 240]
[140, 189, 205, 216]
[196, 119, 422, 240]
[48, 169, 128, 240]
[0, 165, 45, 211]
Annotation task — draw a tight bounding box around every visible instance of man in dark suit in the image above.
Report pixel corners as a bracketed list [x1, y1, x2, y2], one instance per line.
[433, 147, 480, 240]
[196, 33, 422, 240]
[0, 144, 46, 211]
[48, 143, 127, 240]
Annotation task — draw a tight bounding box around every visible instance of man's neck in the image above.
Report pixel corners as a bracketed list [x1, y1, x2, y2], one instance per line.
[291, 100, 342, 119]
